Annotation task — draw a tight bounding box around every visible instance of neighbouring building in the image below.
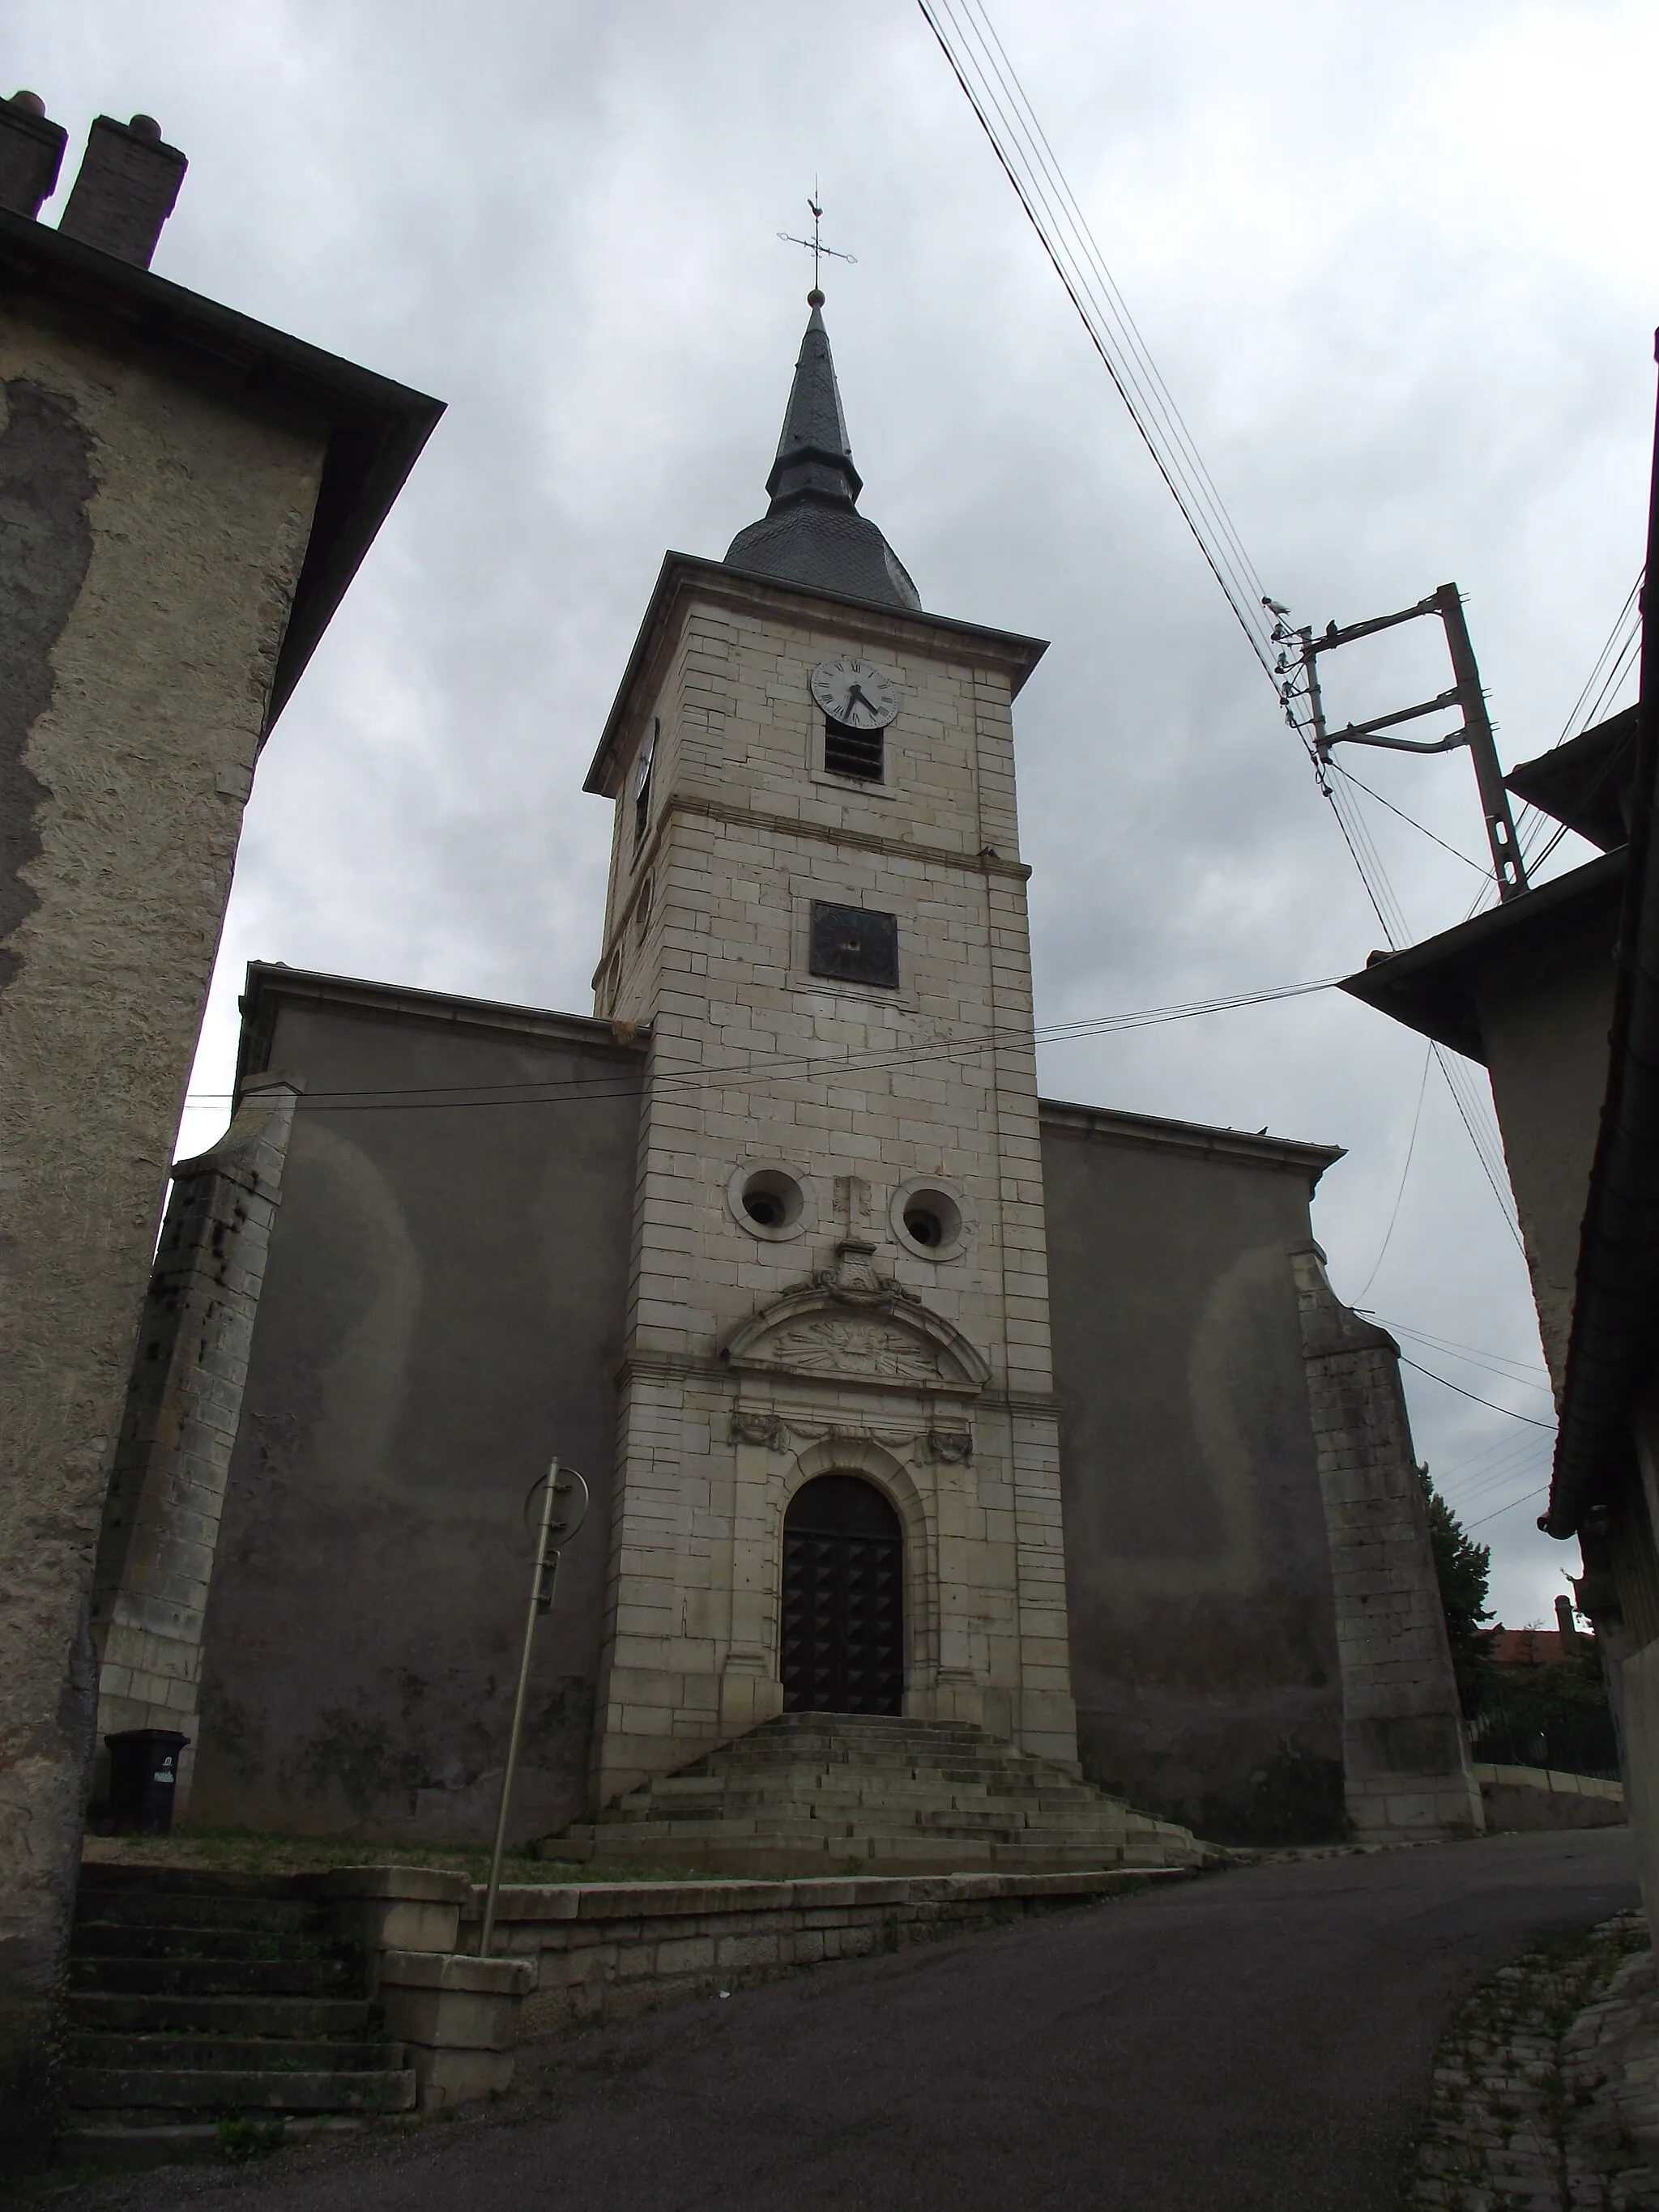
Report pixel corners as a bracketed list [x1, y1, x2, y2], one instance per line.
[91, 288, 1482, 1873]
[1341, 352, 1658, 1914]
[0, 93, 440, 2159]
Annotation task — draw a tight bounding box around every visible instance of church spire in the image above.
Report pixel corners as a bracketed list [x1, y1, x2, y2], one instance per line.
[763, 291, 863, 512]
[724, 293, 921, 614]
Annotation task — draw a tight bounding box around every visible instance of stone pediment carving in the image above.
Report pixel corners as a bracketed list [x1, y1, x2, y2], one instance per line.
[721, 1277, 990, 1396]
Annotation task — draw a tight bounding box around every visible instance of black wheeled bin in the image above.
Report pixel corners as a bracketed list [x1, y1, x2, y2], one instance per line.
[104, 1729, 190, 1835]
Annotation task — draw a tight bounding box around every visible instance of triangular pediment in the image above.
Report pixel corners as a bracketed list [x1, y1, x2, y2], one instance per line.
[721, 1282, 989, 1395]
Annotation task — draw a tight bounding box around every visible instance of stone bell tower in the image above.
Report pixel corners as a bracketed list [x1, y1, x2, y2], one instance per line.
[582, 291, 1075, 1806]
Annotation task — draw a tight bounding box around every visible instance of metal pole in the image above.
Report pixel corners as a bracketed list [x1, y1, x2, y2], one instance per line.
[480, 1462, 563, 1958]
[1299, 628, 1330, 757]
[1435, 582, 1529, 901]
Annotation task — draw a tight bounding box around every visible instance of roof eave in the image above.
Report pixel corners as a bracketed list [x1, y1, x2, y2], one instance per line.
[1338, 850, 1628, 1065]
[0, 208, 445, 742]
[1038, 1093, 1344, 1184]
[234, 961, 649, 1096]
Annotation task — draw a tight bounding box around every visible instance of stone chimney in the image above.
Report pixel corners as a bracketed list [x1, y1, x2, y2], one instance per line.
[0, 92, 67, 219]
[58, 113, 186, 268]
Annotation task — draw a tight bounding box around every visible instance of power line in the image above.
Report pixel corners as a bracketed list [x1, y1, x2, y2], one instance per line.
[919, 2, 1529, 1253]
[1463, 1486, 1547, 1532]
[1431, 1046, 1525, 1251]
[181, 973, 1343, 1114]
[1326, 762, 1491, 878]
[915, 0, 1277, 682]
[1379, 1321, 1552, 1392]
[1397, 1354, 1556, 1429]
[1550, 569, 1644, 754]
[1352, 1044, 1431, 1305]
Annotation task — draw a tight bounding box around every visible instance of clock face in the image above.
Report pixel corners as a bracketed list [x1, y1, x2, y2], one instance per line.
[810, 657, 901, 731]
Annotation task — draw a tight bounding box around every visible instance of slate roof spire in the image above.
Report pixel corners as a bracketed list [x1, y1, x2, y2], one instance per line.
[765, 289, 862, 510]
[724, 292, 921, 613]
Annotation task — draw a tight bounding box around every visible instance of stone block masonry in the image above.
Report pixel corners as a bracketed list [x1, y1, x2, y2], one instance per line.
[470, 1866, 1198, 2033]
[584, 560, 1073, 1808]
[1294, 1243, 1485, 1842]
[87, 1076, 301, 1810]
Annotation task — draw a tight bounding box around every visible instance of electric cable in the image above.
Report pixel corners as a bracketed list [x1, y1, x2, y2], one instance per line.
[915, 0, 1277, 680]
[181, 971, 1344, 1112]
[1397, 1354, 1556, 1427]
[919, 0, 1529, 1251]
[1463, 1486, 1548, 1532]
[1352, 1044, 1432, 1305]
[1326, 763, 1491, 877]
[1378, 1322, 1551, 1390]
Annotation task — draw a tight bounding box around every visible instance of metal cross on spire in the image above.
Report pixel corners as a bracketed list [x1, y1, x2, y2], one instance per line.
[778, 188, 856, 300]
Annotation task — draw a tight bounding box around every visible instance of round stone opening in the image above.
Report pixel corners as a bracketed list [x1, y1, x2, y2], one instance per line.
[740, 1168, 803, 1234]
[893, 1184, 964, 1259]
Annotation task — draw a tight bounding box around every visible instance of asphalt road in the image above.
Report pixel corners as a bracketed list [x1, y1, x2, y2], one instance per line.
[92, 1828, 1638, 2212]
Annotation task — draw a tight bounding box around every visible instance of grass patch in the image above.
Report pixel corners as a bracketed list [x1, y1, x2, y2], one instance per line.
[215, 2116, 287, 2164]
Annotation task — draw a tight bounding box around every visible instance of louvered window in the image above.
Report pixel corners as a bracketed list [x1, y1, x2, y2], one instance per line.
[823, 716, 884, 782]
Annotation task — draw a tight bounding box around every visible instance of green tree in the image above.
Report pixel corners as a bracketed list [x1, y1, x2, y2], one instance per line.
[1418, 1466, 1493, 1715]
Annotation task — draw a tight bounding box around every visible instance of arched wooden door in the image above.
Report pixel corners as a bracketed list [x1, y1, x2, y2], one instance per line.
[780, 1476, 904, 1715]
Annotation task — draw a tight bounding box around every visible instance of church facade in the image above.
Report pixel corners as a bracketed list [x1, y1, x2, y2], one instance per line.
[88, 298, 1482, 1852]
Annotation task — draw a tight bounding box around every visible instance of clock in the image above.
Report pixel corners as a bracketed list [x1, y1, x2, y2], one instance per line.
[810, 656, 901, 731]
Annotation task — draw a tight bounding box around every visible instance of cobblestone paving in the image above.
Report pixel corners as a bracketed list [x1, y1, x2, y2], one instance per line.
[1411, 1914, 1659, 2211]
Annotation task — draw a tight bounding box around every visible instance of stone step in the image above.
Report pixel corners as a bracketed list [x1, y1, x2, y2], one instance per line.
[77, 1865, 309, 1899]
[628, 1787, 1111, 1819]
[67, 2034, 404, 2072]
[62, 2066, 417, 2115]
[638, 1771, 1070, 1801]
[603, 1788, 1132, 1824]
[72, 1890, 318, 1934]
[66, 1992, 378, 2039]
[70, 1921, 335, 1963]
[70, 1955, 356, 1997]
[555, 1711, 1201, 1877]
[54, 2117, 367, 2172]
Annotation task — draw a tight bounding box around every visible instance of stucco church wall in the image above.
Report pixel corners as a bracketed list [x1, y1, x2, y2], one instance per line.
[1039, 1107, 1347, 1843]
[188, 980, 643, 1844]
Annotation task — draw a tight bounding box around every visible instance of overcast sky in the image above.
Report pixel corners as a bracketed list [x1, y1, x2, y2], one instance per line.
[19, 0, 1655, 1626]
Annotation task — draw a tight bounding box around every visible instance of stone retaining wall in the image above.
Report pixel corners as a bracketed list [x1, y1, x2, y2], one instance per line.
[1474, 1765, 1627, 1834]
[462, 1866, 1193, 2032]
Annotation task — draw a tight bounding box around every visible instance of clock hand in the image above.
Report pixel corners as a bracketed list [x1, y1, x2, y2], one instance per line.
[845, 684, 873, 722]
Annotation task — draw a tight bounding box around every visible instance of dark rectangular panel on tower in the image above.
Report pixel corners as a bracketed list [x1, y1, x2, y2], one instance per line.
[809, 901, 899, 988]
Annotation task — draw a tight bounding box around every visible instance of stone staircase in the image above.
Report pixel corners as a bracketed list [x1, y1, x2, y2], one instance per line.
[551, 1713, 1205, 1875]
[58, 1865, 416, 2167]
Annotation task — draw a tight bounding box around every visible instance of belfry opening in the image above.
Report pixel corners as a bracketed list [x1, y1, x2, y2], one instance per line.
[780, 1477, 904, 1716]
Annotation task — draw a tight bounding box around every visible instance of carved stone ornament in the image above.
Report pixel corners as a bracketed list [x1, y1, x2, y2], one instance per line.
[720, 1279, 990, 1396]
[927, 1428, 975, 1463]
[729, 1409, 787, 1448]
[776, 1417, 925, 1454]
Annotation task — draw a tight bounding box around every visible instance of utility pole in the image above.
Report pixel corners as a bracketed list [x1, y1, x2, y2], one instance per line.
[1281, 582, 1529, 904]
[480, 1460, 590, 1958]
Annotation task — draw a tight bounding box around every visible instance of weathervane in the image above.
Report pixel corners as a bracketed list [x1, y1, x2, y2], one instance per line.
[778, 187, 856, 300]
